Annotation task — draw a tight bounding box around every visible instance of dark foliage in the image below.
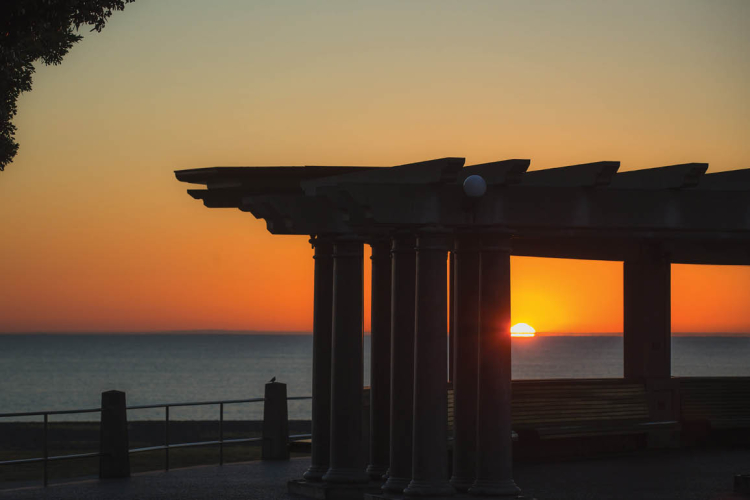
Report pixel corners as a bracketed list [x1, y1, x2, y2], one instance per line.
[0, 0, 134, 171]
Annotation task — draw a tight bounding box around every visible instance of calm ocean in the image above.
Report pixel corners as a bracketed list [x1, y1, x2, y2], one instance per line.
[1, 334, 749, 421]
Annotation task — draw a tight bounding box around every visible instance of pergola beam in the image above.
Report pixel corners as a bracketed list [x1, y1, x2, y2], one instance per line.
[178, 160, 750, 264]
[460, 159, 530, 184]
[309, 182, 750, 232]
[521, 161, 619, 187]
[696, 168, 750, 190]
[510, 236, 750, 265]
[609, 163, 708, 189]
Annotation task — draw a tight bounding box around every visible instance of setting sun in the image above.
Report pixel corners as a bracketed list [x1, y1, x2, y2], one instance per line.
[511, 323, 536, 337]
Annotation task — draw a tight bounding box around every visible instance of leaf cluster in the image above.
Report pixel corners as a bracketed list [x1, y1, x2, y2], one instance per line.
[1, 0, 134, 171]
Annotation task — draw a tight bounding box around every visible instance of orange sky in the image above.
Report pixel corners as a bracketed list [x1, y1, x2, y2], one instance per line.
[1, 1, 749, 334]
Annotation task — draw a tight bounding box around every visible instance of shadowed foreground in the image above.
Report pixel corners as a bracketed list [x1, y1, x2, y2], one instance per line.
[2, 448, 748, 500]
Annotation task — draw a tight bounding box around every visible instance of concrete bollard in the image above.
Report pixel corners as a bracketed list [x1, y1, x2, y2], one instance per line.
[99, 390, 130, 478]
[262, 382, 290, 460]
[735, 474, 750, 495]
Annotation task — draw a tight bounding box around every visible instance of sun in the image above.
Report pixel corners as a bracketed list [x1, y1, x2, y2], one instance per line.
[510, 323, 536, 337]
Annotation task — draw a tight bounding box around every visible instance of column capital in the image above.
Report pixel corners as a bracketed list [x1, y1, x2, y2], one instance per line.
[633, 240, 671, 263]
[369, 237, 391, 261]
[416, 229, 450, 252]
[416, 225, 450, 235]
[365, 232, 393, 245]
[479, 232, 512, 253]
[333, 239, 364, 259]
[309, 235, 334, 254]
[391, 233, 416, 254]
[323, 233, 366, 244]
[453, 232, 481, 253]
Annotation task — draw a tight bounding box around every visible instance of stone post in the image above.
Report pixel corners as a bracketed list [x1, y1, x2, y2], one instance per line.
[99, 390, 130, 479]
[382, 234, 417, 493]
[323, 238, 368, 483]
[450, 234, 481, 491]
[470, 233, 520, 496]
[404, 230, 454, 497]
[304, 236, 334, 480]
[262, 381, 290, 460]
[367, 238, 392, 480]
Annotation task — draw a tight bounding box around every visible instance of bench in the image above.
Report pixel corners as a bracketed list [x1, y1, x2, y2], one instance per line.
[448, 379, 678, 456]
[511, 379, 677, 441]
[307, 379, 679, 457]
[299, 377, 750, 457]
[678, 377, 750, 443]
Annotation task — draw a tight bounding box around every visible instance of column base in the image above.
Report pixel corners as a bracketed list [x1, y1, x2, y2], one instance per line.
[450, 476, 474, 492]
[735, 474, 750, 495]
[303, 464, 329, 481]
[322, 466, 370, 484]
[404, 479, 455, 496]
[367, 464, 389, 481]
[469, 479, 520, 496]
[367, 492, 534, 500]
[289, 479, 383, 499]
[382, 475, 411, 493]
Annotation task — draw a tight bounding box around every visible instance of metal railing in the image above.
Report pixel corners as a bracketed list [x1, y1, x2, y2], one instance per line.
[0, 392, 311, 487]
[126, 396, 312, 471]
[0, 407, 103, 486]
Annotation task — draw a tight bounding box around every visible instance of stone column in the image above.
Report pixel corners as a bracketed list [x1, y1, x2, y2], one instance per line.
[450, 234, 481, 491]
[323, 237, 368, 483]
[404, 230, 454, 497]
[624, 245, 676, 426]
[470, 233, 520, 496]
[624, 244, 671, 381]
[367, 237, 392, 480]
[382, 234, 417, 493]
[304, 236, 334, 480]
[448, 251, 455, 383]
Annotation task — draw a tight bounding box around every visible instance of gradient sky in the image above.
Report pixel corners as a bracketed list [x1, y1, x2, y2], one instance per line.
[1, 0, 749, 334]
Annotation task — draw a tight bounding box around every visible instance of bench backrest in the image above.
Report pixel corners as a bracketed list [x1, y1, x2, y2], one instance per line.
[511, 379, 649, 428]
[365, 377, 750, 434]
[447, 379, 650, 430]
[678, 377, 750, 423]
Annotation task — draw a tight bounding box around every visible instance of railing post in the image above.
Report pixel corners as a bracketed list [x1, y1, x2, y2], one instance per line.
[262, 381, 289, 460]
[165, 406, 170, 471]
[99, 390, 130, 478]
[43, 413, 48, 487]
[219, 403, 224, 465]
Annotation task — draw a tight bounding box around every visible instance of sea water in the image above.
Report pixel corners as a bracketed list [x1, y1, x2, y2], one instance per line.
[0, 334, 748, 420]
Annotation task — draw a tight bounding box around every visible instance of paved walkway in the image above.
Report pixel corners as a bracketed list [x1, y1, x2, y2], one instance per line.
[1, 448, 748, 499]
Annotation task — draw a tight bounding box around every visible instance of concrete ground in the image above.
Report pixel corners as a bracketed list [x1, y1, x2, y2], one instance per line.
[1, 448, 748, 500]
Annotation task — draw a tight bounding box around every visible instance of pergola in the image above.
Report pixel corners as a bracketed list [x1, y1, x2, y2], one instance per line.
[176, 158, 750, 498]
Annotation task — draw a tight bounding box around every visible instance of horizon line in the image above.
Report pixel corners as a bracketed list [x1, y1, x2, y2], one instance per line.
[1, 330, 749, 337]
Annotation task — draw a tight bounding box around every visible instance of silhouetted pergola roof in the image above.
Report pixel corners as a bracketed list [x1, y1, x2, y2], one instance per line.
[175, 158, 750, 265]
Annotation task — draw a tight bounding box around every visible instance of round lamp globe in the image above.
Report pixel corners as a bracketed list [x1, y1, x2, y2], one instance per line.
[463, 175, 487, 198]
